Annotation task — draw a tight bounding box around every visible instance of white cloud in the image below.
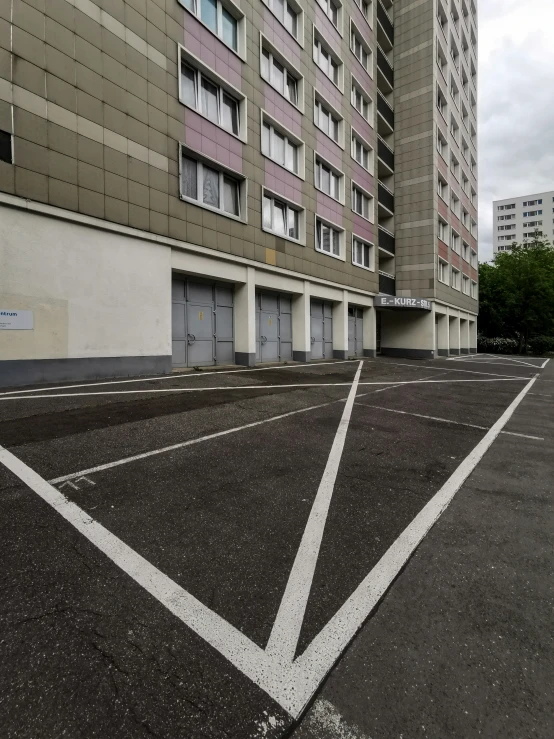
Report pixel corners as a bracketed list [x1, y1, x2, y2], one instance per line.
[479, 0, 554, 261]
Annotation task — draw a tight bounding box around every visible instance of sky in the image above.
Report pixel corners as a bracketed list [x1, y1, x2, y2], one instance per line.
[479, 0, 554, 261]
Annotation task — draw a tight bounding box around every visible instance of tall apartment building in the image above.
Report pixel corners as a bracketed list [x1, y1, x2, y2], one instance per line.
[0, 0, 478, 387]
[493, 190, 554, 254]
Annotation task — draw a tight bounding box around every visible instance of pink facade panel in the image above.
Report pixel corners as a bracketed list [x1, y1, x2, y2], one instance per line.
[352, 215, 374, 243]
[183, 15, 242, 89]
[438, 241, 449, 260]
[317, 192, 343, 224]
[264, 161, 303, 204]
[262, 10, 303, 69]
[263, 85, 302, 136]
[315, 131, 343, 170]
[314, 69, 343, 113]
[438, 199, 449, 219]
[184, 110, 243, 173]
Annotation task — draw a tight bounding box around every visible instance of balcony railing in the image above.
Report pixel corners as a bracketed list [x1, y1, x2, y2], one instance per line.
[377, 0, 394, 43]
[377, 137, 394, 171]
[378, 226, 395, 254]
[377, 47, 394, 88]
[379, 272, 396, 295]
[377, 92, 394, 129]
[378, 182, 394, 213]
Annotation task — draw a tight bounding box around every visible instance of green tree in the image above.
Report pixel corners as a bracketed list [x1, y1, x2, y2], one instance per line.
[479, 233, 554, 352]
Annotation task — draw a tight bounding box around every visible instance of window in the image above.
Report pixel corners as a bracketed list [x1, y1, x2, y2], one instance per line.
[315, 155, 343, 201]
[451, 230, 460, 253]
[438, 217, 448, 242]
[352, 184, 373, 220]
[437, 127, 448, 158]
[313, 32, 342, 87]
[181, 151, 244, 218]
[471, 249, 477, 268]
[316, 217, 342, 257]
[451, 268, 460, 290]
[471, 280, 478, 299]
[462, 241, 469, 261]
[261, 42, 301, 107]
[354, 0, 371, 23]
[437, 174, 448, 200]
[523, 220, 542, 228]
[461, 137, 469, 162]
[451, 192, 460, 216]
[352, 79, 372, 122]
[437, 86, 447, 117]
[450, 115, 459, 142]
[451, 154, 459, 180]
[181, 0, 242, 54]
[462, 275, 470, 295]
[437, 1, 447, 34]
[470, 217, 477, 236]
[351, 131, 373, 172]
[523, 199, 542, 206]
[498, 203, 515, 210]
[450, 75, 459, 107]
[0, 130, 12, 164]
[352, 236, 374, 270]
[314, 96, 341, 144]
[316, 0, 340, 29]
[461, 207, 469, 227]
[263, 0, 300, 39]
[436, 42, 447, 77]
[261, 116, 301, 175]
[262, 191, 302, 241]
[462, 172, 469, 195]
[523, 210, 542, 217]
[438, 259, 448, 284]
[350, 23, 372, 75]
[180, 58, 242, 137]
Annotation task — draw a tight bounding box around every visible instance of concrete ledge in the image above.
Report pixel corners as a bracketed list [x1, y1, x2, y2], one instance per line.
[438, 349, 449, 357]
[0, 355, 171, 389]
[235, 352, 256, 367]
[363, 349, 377, 358]
[293, 351, 310, 362]
[450, 349, 460, 355]
[333, 350, 348, 360]
[381, 347, 435, 360]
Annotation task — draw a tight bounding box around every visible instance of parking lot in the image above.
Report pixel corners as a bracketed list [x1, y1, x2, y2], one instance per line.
[0, 354, 552, 738]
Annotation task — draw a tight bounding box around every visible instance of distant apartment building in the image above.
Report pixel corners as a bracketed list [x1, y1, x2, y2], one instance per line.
[0, 0, 478, 388]
[493, 190, 554, 254]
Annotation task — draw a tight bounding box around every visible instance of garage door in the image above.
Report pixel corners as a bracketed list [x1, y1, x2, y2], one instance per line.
[348, 306, 364, 357]
[172, 278, 234, 367]
[256, 292, 293, 363]
[310, 299, 333, 359]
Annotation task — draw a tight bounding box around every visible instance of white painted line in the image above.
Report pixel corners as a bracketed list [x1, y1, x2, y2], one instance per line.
[446, 354, 481, 360]
[0, 442, 285, 710]
[448, 358, 542, 370]
[367, 359, 524, 379]
[355, 403, 544, 441]
[285, 374, 539, 716]
[541, 358, 551, 369]
[266, 361, 364, 664]
[0, 360, 360, 397]
[0, 377, 529, 401]
[489, 356, 545, 369]
[49, 377, 440, 485]
[529, 392, 552, 398]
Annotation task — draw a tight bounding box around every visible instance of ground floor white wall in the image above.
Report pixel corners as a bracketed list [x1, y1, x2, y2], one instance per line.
[0, 198, 478, 387]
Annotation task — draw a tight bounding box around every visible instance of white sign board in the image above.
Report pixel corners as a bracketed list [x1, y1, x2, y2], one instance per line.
[0, 310, 34, 330]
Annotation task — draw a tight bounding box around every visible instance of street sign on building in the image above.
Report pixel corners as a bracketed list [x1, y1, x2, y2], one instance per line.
[374, 297, 432, 311]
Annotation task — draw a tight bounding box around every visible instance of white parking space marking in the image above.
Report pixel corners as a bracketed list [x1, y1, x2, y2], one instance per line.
[0, 370, 540, 719]
[0, 377, 530, 402]
[529, 392, 552, 398]
[541, 358, 551, 369]
[368, 360, 527, 379]
[0, 360, 360, 397]
[266, 362, 364, 664]
[355, 403, 544, 441]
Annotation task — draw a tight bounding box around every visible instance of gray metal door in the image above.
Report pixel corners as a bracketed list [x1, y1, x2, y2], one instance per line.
[256, 292, 293, 362]
[348, 306, 364, 357]
[172, 278, 234, 367]
[311, 299, 333, 359]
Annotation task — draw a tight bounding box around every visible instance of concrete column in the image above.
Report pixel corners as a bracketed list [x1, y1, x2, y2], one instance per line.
[332, 290, 349, 359]
[436, 310, 450, 356]
[460, 318, 470, 354]
[470, 320, 478, 353]
[292, 280, 311, 362]
[234, 266, 256, 366]
[449, 314, 461, 355]
[363, 305, 376, 357]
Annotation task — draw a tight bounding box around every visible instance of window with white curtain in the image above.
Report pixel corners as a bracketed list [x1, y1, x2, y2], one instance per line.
[352, 185, 372, 219]
[180, 0, 241, 52]
[315, 156, 341, 201]
[350, 25, 372, 74]
[352, 132, 373, 172]
[262, 192, 301, 240]
[314, 98, 341, 143]
[313, 34, 341, 86]
[352, 80, 372, 122]
[352, 237, 373, 269]
[262, 120, 299, 174]
[263, 0, 299, 38]
[181, 61, 241, 136]
[181, 154, 242, 218]
[316, 218, 342, 257]
[261, 46, 300, 106]
[316, 0, 340, 29]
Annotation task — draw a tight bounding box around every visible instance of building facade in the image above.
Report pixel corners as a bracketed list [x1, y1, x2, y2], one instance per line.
[493, 190, 554, 254]
[0, 0, 478, 387]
